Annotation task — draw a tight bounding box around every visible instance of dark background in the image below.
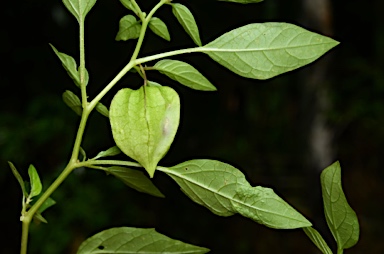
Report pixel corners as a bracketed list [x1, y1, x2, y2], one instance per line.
[1, 0, 383, 253]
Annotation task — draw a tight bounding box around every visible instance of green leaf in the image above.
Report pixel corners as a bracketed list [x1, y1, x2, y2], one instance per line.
[77, 227, 209, 254]
[119, 0, 135, 12]
[232, 184, 311, 229]
[62, 0, 97, 23]
[149, 17, 171, 41]
[38, 197, 56, 214]
[219, 0, 263, 3]
[50, 44, 81, 87]
[33, 212, 48, 224]
[8, 162, 28, 197]
[80, 147, 87, 161]
[115, 15, 142, 41]
[28, 165, 42, 198]
[95, 102, 109, 118]
[92, 146, 121, 160]
[62, 90, 82, 116]
[81, 67, 90, 86]
[33, 197, 56, 224]
[107, 166, 165, 198]
[321, 161, 359, 250]
[164, 160, 311, 229]
[303, 227, 333, 254]
[110, 86, 180, 177]
[147, 81, 162, 87]
[203, 22, 339, 80]
[153, 59, 216, 91]
[171, 3, 202, 46]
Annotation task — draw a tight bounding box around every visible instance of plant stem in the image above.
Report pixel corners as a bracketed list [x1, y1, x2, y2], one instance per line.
[19, 14, 94, 253]
[79, 18, 87, 108]
[20, 218, 30, 254]
[81, 159, 142, 169]
[135, 47, 202, 65]
[19, 2, 172, 253]
[20, 162, 76, 254]
[89, 0, 168, 110]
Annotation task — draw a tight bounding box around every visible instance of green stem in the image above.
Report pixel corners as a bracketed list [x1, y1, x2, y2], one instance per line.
[79, 19, 87, 108]
[88, 61, 135, 111]
[81, 160, 143, 169]
[19, 16, 93, 254]
[337, 248, 343, 254]
[19, 2, 172, 253]
[89, 0, 168, 110]
[20, 162, 76, 254]
[135, 47, 202, 65]
[20, 218, 30, 254]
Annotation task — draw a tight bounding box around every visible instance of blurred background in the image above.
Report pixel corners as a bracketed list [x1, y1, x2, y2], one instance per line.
[1, 0, 383, 253]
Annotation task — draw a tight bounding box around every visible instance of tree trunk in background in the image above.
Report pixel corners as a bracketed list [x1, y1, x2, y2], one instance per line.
[300, 0, 334, 173]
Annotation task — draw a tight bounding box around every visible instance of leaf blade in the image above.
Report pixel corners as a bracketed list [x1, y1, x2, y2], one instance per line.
[321, 161, 360, 250]
[107, 166, 165, 198]
[119, 0, 135, 12]
[8, 162, 28, 197]
[203, 22, 339, 80]
[153, 59, 216, 91]
[62, 90, 82, 116]
[149, 17, 171, 41]
[232, 184, 311, 229]
[171, 3, 202, 46]
[77, 227, 210, 254]
[303, 227, 333, 254]
[164, 160, 311, 229]
[115, 15, 141, 41]
[92, 146, 121, 160]
[28, 165, 42, 198]
[95, 102, 109, 118]
[50, 44, 80, 87]
[62, 0, 97, 23]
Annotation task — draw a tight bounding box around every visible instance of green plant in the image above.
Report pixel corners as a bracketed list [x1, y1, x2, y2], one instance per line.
[9, 0, 359, 253]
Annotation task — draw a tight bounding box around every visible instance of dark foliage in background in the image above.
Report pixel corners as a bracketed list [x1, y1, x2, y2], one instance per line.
[1, 0, 383, 253]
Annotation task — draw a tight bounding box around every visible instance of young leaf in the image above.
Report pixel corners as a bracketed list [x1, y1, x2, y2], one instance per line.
[149, 17, 171, 41]
[28, 165, 42, 198]
[62, 90, 82, 116]
[79, 66, 90, 86]
[232, 185, 311, 229]
[163, 160, 311, 229]
[77, 227, 210, 254]
[62, 0, 97, 23]
[106, 166, 165, 198]
[303, 227, 333, 254]
[147, 81, 162, 87]
[33, 212, 48, 224]
[171, 3, 202, 46]
[50, 44, 81, 87]
[32, 197, 56, 224]
[96, 102, 109, 118]
[8, 162, 28, 197]
[115, 15, 142, 41]
[110, 86, 180, 177]
[321, 161, 359, 250]
[92, 146, 121, 160]
[119, 0, 135, 12]
[38, 197, 56, 214]
[153, 59, 216, 91]
[203, 23, 339, 80]
[219, 0, 263, 3]
[80, 147, 87, 161]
